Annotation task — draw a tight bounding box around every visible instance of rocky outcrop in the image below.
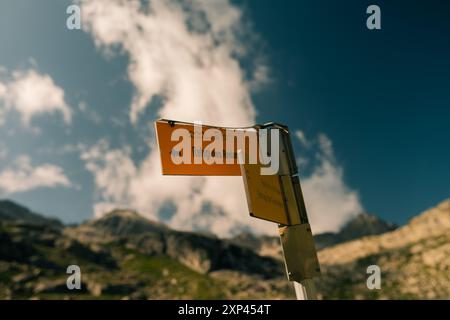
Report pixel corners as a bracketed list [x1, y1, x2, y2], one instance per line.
[229, 212, 397, 257]
[309, 200, 450, 299]
[66, 210, 284, 278]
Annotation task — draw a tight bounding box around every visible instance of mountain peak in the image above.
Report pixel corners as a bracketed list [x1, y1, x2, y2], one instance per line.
[87, 209, 168, 237]
[0, 199, 33, 215]
[318, 197, 450, 266]
[0, 199, 62, 227]
[338, 212, 397, 241]
[312, 212, 397, 250]
[102, 209, 141, 219]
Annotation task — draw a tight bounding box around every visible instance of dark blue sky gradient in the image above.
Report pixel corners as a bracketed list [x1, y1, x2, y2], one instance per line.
[245, 0, 450, 224]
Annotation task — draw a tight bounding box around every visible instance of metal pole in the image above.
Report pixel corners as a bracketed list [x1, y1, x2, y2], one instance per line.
[294, 279, 317, 300]
[241, 123, 321, 300]
[272, 126, 320, 301]
[277, 223, 320, 300]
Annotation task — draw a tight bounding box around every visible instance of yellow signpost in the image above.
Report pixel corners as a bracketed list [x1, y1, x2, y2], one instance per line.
[241, 162, 302, 226]
[155, 119, 321, 300]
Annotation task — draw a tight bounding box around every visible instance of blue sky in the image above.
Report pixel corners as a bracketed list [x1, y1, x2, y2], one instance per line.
[0, 0, 449, 236]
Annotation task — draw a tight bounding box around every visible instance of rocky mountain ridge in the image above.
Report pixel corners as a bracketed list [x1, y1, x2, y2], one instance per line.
[316, 199, 450, 299]
[228, 211, 398, 259]
[1, 198, 449, 299]
[319, 199, 450, 265]
[65, 209, 283, 276]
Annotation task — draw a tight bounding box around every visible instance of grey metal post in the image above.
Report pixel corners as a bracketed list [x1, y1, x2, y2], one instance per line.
[294, 280, 317, 300]
[266, 123, 320, 300]
[241, 122, 321, 300]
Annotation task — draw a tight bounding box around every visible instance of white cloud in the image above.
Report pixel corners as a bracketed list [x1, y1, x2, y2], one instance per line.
[80, 139, 272, 236]
[301, 134, 363, 233]
[0, 69, 71, 127]
[80, 0, 362, 237]
[80, 0, 257, 126]
[317, 133, 334, 159]
[0, 155, 72, 194]
[295, 130, 309, 147]
[296, 156, 309, 168]
[81, 140, 136, 206]
[79, 0, 270, 237]
[0, 82, 6, 97]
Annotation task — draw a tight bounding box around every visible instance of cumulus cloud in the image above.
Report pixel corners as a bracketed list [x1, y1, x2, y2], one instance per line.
[0, 155, 72, 194]
[300, 134, 363, 233]
[0, 68, 71, 127]
[80, 0, 257, 126]
[80, 0, 362, 236]
[79, 0, 270, 236]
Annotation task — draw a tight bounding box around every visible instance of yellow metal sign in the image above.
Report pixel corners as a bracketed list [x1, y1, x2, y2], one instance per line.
[155, 119, 258, 176]
[241, 162, 303, 225]
[240, 163, 286, 225]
